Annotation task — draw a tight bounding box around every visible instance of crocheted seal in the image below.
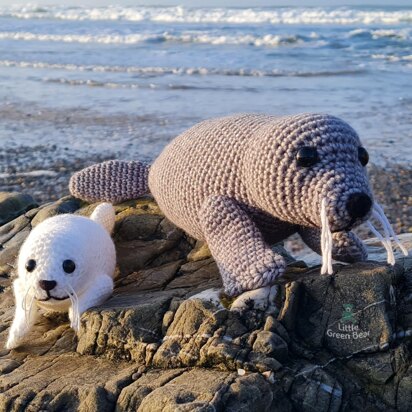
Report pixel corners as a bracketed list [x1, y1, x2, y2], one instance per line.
[6, 203, 116, 350]
[69, 113, 407, 297]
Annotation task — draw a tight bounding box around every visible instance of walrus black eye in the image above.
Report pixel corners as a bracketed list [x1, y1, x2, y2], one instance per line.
[296, 146, 319, 167]
[62, 260, 76, 274]
[25, 259, 36, 272]
[358, 147, 369, 166]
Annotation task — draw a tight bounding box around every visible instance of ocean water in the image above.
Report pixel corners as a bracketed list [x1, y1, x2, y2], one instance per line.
[0, 3, 411, 180]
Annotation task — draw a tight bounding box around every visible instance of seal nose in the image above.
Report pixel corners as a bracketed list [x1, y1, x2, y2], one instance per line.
[38, 280, 57, 291]
[346, 192, 372, 219]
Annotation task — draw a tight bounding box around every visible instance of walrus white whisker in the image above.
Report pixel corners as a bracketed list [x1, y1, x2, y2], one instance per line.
[373, 203, 408, 256]
[367, 220, 395, 265]
[371, 210, 396, 265]
[372, 209, 395, 265]
[320, 198, 333, 275]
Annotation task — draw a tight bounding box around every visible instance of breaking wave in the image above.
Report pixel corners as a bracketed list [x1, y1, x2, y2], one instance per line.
[0, 31, 307, 47]
[1, 5, 411, 25]
[0, 59, 367, 78]
[349, 28, 411, 40]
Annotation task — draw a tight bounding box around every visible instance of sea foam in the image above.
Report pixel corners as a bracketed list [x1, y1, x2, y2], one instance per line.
[1, 5, 411, 25]
[0, 60, 367, 78]
[0, 31, 306, 47]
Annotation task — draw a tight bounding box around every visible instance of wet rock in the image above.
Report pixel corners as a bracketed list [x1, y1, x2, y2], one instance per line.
[115, 261, 181, 292]
[0, 358, 20, 374]
[222, 372, 292, 412]
[264, 316, 290, 344]
[279, 261, 401, 356]
[253, 330, 288, 361]
[187, 240, 212, 262]
[288, 366, 343, 412]
[346, 352, 394, 385]
[0, 353, 138, 411]
[77, 289, 180, 362]
[397, 365, 412, 411]
[31, 196, 82, 227]
[0, 194, 412, 411]
[137, 369, 234, 411]
[116, 369, 187, 411]
[0, 192, 37, 226]
[166, 258, 221, 292]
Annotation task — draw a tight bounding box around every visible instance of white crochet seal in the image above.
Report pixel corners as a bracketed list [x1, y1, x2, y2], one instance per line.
[6, 203, 116, 350]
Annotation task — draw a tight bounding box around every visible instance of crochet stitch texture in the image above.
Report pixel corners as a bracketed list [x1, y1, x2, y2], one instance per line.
[6, 203, 116, 349]
[70, 113, 374, 296]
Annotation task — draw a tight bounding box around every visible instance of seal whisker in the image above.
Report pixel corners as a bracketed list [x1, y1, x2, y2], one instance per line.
[66, 283, 80, 330]
[65, 287, 77, 329]
[320, 198, 333, 274]
[26, 289, 35, 327]
[22, 284, 31, 313]
[23, 284, 34, 325]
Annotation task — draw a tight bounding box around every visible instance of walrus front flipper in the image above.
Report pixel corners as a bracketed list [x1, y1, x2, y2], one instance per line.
[69, 160, 150, 203]
[199, 195, 286, 297]
[299, 226, 368, 264]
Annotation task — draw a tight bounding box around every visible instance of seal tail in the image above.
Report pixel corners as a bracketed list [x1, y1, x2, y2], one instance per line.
[69, 160, 150, 203]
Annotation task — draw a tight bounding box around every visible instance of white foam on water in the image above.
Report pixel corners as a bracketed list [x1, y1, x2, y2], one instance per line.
[0, 31, 306, 47]
[371, 54, 412, 62]
[349, 28, 411, 40]
[0, 5, 411, 25]
[0, 59, 366, 78]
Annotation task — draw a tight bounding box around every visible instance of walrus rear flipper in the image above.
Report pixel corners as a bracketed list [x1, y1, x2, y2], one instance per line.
[69, 160, 150, 203]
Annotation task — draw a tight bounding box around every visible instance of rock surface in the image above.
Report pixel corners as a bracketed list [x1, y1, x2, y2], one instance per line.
[0, 195, 411, 411]
[0, 192, 37, 226]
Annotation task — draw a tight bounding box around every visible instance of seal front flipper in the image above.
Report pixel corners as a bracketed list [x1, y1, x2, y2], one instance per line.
[299, 226, 368, 264]
[199, 195, 286, 297]
[69, 160, 150, 203]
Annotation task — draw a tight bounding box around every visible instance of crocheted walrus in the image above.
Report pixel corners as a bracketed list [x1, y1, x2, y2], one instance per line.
[69, 113, 407, 297]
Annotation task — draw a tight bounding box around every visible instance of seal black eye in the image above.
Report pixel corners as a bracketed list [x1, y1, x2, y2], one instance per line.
[358, 147, 369, 166]
[62, 260, 76, 274]
[296, 146, 319, 167]
[25, 259, 36, 272]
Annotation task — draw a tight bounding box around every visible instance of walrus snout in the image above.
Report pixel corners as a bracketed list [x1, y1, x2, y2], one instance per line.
[346, 192, 372, 220]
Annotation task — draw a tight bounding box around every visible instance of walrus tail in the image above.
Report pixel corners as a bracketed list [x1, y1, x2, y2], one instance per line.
[69, 160, 150, 203]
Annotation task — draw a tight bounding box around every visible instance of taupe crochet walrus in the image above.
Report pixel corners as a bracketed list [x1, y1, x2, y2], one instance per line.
[69, 113, 408, 297]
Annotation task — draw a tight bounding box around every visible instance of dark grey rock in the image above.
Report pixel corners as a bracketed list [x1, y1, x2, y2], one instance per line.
[0, 195, 412, 411]
[279, 262, 401, 357]
[31, 196, 81, 226]
[253, 330, 288, 361]
[0, 192, 37, 226]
